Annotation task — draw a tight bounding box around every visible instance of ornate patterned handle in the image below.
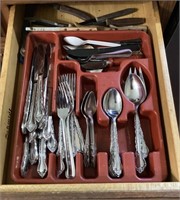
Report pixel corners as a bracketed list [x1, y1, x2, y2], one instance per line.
[37, 138, 47, 178]
[26, 83, 37, 133]
[57, 119, 65, 177]
[83, 117, 90, 167]
[89, 117, 97, 167]
[29, 138, 38, 165]
[134, 110, 149, 173]
[64, 118, 75, 179]
[109, 118, 122, 177]
[20, 136, 30, 177]
[21, 73, 33, 134]
[34, 76, 45, 123]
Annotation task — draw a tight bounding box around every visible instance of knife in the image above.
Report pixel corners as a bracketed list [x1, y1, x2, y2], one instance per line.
[65, 44, 141, 58]
[25, 18, 71, 27]
[79, 8, 138, 25]
[54, 4, 95, 20]
[107, 18, 146, 27]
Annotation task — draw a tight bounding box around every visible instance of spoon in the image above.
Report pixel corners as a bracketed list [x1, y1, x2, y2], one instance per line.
[124, 68, 149, 173]
[82, 91, 97, 167]
[64, 36, 121, 47]
[81, 91, 90, 167]
[103, 88, 123, 177]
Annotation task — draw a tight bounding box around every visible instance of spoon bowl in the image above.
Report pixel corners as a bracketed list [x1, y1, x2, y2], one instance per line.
[124, 71, 146, 107]
[103, 88, 122, 119]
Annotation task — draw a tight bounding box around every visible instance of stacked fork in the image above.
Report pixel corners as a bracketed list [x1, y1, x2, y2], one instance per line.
[57, 73, 84, 178]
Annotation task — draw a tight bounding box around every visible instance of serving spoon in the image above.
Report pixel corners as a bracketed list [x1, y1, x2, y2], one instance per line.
[102, 88, 123, 177]
[64, 36, 121, 47]
[124, 68, 149, 173]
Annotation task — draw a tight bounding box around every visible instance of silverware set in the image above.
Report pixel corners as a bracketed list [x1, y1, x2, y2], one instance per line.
[20, 42, 149, 179]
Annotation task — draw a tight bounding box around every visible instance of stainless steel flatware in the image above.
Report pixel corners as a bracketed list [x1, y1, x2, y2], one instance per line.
[124, 67, 149, 173]
[102, 88, 123, 177]
[82, 91, 97, 167]
[57, 81, 75, 178]
[21, 47, 37, 134]
[34, 44, 46, 124]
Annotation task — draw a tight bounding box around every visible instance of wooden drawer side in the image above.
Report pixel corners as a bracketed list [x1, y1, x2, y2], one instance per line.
[0, 5, 25, 184]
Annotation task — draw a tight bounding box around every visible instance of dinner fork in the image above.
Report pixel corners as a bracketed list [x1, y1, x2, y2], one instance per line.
[59, 74, 84, 155]
[57, 81, 75, 179]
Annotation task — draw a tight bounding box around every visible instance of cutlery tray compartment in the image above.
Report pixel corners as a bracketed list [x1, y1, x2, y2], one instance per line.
[11, 30, 167, 183]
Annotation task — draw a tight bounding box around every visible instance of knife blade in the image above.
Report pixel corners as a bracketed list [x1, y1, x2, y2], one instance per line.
[65, 44, 141, 58]
[54, 4, 95, 20]
[107, 18, 146, 27]
[79, 8, 138, 25]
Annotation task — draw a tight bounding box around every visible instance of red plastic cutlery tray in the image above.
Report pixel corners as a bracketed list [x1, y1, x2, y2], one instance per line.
[11, 30, 168, 183]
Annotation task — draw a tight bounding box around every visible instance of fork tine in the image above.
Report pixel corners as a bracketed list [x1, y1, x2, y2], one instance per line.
[134, 67, 137, 75]
[138, 67, 145, 84]
[63, 81, 74, 108]
[128, 67, 132, 76]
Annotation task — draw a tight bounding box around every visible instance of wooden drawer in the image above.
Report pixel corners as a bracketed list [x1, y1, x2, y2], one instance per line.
[0, 1, 179, 199]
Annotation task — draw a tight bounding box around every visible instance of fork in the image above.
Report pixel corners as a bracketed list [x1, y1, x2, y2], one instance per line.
[57, 81, 75, 179]
[59, 74, 84, 155]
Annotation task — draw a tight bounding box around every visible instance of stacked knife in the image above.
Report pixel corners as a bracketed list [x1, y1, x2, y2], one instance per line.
[20, 43, 57, 178]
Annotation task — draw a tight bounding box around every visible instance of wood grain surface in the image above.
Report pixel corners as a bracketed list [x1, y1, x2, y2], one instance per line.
[0, 1, 179, 199]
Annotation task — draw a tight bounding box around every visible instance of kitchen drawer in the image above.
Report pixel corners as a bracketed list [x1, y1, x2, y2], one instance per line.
[0, 1, 179, 199]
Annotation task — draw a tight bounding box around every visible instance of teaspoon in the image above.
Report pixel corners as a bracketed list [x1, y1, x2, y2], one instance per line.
[83, 91, 97, 167]
[102, 88, 123, 177]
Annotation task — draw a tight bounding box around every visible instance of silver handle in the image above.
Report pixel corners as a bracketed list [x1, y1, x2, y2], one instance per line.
[37, 138, 47, 178]
[21, 73, 33, 134]
[20, 136, 30, 177]
[89, 117, 96, 167]
[134, 111, 149, 173]
[109, 118, 122, 177]
[26, 83, 37, 133]
[72, 112, 84, 153]
[47, 116, 57, 153]
[34, 75, 45, 123]
[29, 138, 38, 165]
[64, 117, 75, 179]
[57, 119, 65, 177]
[83, 117, 90, 167]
